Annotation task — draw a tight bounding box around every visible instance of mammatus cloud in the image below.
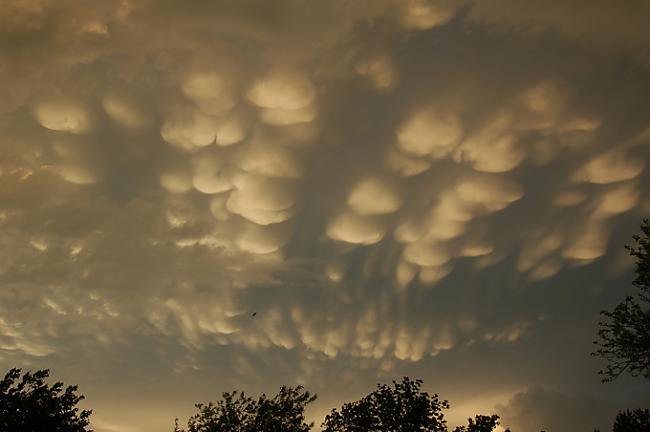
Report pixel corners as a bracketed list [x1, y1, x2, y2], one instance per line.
[1, 0, 649, 431]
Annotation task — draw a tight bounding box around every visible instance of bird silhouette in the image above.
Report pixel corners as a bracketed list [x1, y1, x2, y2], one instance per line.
[251, 312, 257, 317]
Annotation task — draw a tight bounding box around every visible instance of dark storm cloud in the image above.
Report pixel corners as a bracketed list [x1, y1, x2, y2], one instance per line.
[496, 387, 623, 431]
[0, 1, 649, 431]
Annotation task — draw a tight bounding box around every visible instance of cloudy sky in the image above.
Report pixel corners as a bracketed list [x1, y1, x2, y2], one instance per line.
[1, 0, 650, 431]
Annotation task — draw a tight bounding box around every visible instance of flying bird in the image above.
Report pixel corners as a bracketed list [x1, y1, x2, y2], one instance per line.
[251, 312, 257, 317]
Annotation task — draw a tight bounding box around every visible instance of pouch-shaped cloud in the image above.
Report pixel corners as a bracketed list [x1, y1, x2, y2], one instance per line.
[238, 139, 303, 179]
[460, 241, 494, 257]
[227, 173, 298, 224]
[526, 256, 563, 282]
[396, 108, 463, 159]
[326, 210, 388, 245]
[181, 70, 238, 115]
[394, 217, 429, 244]
[247, 69, 315, 111]
[347, 176, 403, 215]
[228, 173, 296, 211]
[593, 182, 639, 216]
[573, 149, 644, 184]
[455, 113, 524, 173]
[229, 205, 296, 226]
[384, 145, 431, 176]
[236, 221, 292, 254]
[454, 174, 524, 213]
[457, 132, 523, 173]
[102, 90, 151, 129]
[159, 167, 193, 193]
[562, 217, 609, 261]
[215, 113, 246, 146]
[191, 153, 233, 194]
[403, 239, 452, 267]
[33, 96, 92, 134]
[161, 110, 217, 151]
[394, 326, 432, 361]
[193, 173, 233, 195]
[395, 187, 479, 246]
[433, 192, 475, 223]
[400, 0, 457, 30]
[426, 211, 466, 240]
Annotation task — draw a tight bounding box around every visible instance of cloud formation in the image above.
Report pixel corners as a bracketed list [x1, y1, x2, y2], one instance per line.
[0, 0, 649, 430]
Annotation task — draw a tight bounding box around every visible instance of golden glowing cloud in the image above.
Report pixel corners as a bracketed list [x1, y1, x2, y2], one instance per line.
[247, 69, 316, 111]
[191, 153, 233, 194]
[396, 108, 463, 159]
[238, 139, 303, 179]
[181, 70, 238, 115]
[326, 211, 388, 245]
[236, 221, 291, 254]
[347, 176, 403, 215]
[573, 149, 644, 184]
[161, 110, 218, 151]
[33, 96, 92, 134]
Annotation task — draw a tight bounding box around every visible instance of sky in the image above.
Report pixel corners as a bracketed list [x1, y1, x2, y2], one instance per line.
[1, 0, 650, 431]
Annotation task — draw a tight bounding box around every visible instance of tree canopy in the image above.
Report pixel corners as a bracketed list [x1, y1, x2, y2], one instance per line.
[593, 219, 650, 381]
[321, 377, 500, 432]
[174, 385, 316, 432]
[452, 415, 501, 432]
[0, 368, 92, 432]
[173, 377, 502, 432]
[612, 408, 650, 432]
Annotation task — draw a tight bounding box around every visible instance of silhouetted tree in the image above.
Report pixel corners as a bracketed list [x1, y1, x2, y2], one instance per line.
[321, 377, 450, 432]
[174, 385, 316, 432]
[612, 408, 650, 432]
[594, 219, 650, 381]
[452, 414, 501, 432]
[0, 368, 92, 432]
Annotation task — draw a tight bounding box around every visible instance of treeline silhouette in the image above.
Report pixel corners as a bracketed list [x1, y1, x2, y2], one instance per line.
[2, 369, 649, 432]
[173, 377, 500, 432]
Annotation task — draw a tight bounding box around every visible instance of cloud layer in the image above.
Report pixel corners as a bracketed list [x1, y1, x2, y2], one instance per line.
[1, 1, 649, 430]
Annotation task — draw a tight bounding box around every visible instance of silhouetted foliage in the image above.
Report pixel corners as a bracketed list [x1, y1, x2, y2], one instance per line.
[452, 414, 501, 432]
[321, 377, 450, 432]
[594, 219, 650, 381]
[612, 408, 650, 432]
[174, 385, 316, 432]
[0, 368, 92, 432]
